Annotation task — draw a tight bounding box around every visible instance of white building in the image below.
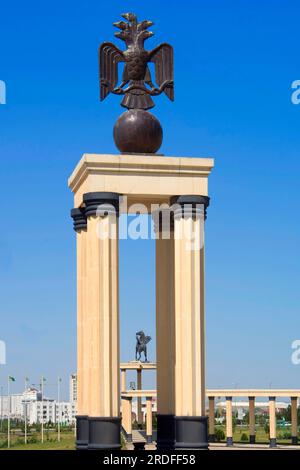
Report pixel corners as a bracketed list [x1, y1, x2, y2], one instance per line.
[26, 399, 76, 425]
[0, 387, 76, 425]
[70, 374, 77, 404]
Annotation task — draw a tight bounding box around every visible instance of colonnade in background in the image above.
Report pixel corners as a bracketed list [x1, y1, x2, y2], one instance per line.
[207, 393, 299, 447]
[121, 391, 155, 445]
[119, 365, 300, 448]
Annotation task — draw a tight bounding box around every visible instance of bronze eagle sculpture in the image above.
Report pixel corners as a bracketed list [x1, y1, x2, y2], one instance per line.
[99, 12, 174, 110]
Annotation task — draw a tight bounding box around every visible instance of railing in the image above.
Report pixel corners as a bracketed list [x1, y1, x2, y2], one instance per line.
[120, 364, 300, 447]
[207, 390, 300, 447]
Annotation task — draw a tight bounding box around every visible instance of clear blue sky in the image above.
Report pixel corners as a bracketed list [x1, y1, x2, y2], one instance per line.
[0, 0, 300, 399]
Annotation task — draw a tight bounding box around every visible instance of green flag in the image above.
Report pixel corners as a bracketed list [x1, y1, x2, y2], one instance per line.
[8, 376, 15, 382]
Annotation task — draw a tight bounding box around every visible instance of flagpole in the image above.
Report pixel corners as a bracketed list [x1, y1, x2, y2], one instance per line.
[7, 376, 10, 449]
[57, 377, 61, 442]
[0, 385, 3, 433]
[41, 376, 44, 444]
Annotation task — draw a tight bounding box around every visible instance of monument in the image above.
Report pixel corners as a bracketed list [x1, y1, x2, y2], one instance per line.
[70, 12, 214, 450]
[135, 331, 151, 362]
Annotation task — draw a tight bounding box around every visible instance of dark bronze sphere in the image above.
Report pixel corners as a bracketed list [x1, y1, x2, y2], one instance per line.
[113, 109, 163, 154]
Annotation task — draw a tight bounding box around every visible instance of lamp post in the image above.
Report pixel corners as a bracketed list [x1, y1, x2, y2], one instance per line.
[7, 377, 10, 449]
[7, 376, 15, 448]
[24, 377, 29, 444]
[41, 376, 46, 444]
[0, 386, 3, 434]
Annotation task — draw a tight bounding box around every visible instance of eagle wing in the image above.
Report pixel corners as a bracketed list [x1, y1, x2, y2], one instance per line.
[99, 42, 124, 100]
[150, 43, 174, 101]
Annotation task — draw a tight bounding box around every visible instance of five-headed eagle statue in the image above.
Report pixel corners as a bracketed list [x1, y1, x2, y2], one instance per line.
[99, 12, 174, 110]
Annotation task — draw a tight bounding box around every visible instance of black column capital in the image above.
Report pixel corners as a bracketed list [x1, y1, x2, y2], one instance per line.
[170, 195, 210, 219]
[71, 208, 87, 232]
[83, 192, 121, 218]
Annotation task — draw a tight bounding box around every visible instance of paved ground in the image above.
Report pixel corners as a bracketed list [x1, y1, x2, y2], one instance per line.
[210, 442, 300, 450]
[125, 432, 300, 451]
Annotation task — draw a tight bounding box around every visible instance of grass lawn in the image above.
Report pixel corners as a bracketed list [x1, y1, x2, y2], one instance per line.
[0, 431, 75, 450]
[215, 425, 296, 445]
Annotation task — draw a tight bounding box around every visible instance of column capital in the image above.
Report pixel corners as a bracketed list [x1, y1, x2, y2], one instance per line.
[226, 396, 232, 401]
[269, 396, 276, 401]
[83, 192, 121, 218]
[170, 195, 210, 219]
[121, 396, 133, 402]
[70, 208, 87, 232]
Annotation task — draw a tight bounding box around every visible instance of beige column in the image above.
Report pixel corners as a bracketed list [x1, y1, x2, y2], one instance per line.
[137, 369, 143, 425]
[76, 225, 87, 416]
[71, 208, 89, 449]
[225, 397, 233, 446]
[84, 192, 120, 449]
[291, 397, 298, 445]
[269, 397, 276, 447]
[146, 397, 153, 443]
[248, 396, 255, 444]
[121, 369, 126, 393]
[121, 397, 132, 442]
[154, 209, 176, 449]
[208, 397, 215, 442]
[172, 196, 209, 449]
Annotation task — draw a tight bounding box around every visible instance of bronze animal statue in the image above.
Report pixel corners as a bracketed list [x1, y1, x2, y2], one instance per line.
[135, 331, 151, 362]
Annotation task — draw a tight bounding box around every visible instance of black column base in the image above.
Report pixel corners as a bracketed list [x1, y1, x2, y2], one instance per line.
[269, 438, 276, 448]
[88, 417, 121, 450]
[175, 416, 208, 450]
[76, 415, 89, 450]
[226, 436, 233, 446]
[157, 414, 176, 450]
[133, 442, 145, 451]
[292, 436, 298, 445]
[208, 434, 215, 443]
[249, 435, 256, 444]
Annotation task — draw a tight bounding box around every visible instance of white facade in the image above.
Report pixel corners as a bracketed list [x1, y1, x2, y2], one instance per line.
[0, 388, 76, 425]
[26, 400, 76, 425]
[70, 374, 77, 404]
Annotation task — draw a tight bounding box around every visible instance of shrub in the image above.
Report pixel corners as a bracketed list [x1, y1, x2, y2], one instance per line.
[0, 440, 8, 448]
[264, 423, 270, 435]
[28, 435, 38, 444]
[241, 433, 248, 442]
[215, 428, 225, 442]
